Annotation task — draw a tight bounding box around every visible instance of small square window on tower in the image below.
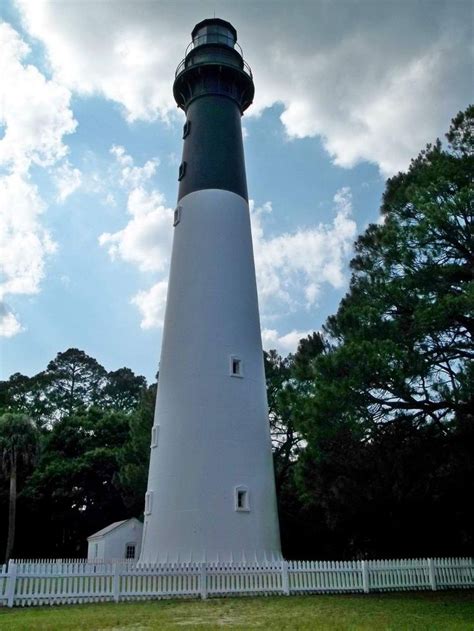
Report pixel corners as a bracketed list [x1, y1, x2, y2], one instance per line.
[230, 355, 243, 377]
[234, 486, 250, 512]
[145, 491, 153, 515]
[173, 206, 182, 227]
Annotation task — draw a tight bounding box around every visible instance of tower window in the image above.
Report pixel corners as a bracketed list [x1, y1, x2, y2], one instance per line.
[173, 206, 182, 227]
[182, 120, 191, 138]
[145, 491, 153, 515]
[235, 486, 250, 512]
[230, 355, 243, 377]
[237, 490, 246, 508]
[151, 425, 159, 448]
[125, 543, 136, 559]
[178, 161, 187, 181]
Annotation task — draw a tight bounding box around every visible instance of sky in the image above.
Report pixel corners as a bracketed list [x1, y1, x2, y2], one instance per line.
[0, 0, 472, 384]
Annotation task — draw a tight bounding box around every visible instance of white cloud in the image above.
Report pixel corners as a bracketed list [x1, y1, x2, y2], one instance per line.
[110, 145, 159, 188]
[262, 328, 312, 355]
[0, 23, 76, 336]
[0, 173, 57, 300]
[15, 1, 472, 175]
[251, 187, 357, 314]
[131, 280, 168, 329]
[0, 22, 76, 173]
[249, 8, 472, 176]
[16, 0, 183, 122]
[99, 188, 173, 272]
[54, 160, 82, 202]
[303, 47, 460, 176]
[0, 302, 24, 337]
[99, 148, 173, 273]
[99, 147, 173, 328]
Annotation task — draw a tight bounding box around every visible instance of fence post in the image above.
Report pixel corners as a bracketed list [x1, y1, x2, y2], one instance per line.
[428, 558, 436, 591]
[6, 561, 17, 608]
[361, 560, 369, 593]
[112, 562, 121, 602]
[199, 563, 207, 599]
[281, 560, 290, 595]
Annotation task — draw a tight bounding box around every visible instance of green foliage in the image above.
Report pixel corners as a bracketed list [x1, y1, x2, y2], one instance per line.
[0, 413, 39, 562]
[294, 416, 474, 559]
[0, 413, 39, 477]
[265, 349, 296, 488]
[118, 384, 156, 510]
[103, 368, 147, 412]
[276, 106, 474, 559]
[0, 349, 151, 559]
[0, 373, 53, 426]
[20, 407, 140, 557]
[0, 350, 148, 427]
[42, 349, 108, 419]
[265, 334, 325, 490]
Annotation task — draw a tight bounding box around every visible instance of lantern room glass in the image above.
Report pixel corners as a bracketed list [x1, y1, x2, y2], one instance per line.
[193, 24, 236, 48]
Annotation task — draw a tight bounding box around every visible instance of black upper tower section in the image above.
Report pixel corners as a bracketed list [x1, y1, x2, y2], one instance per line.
[173, 18, 254, 113]
[173, 19, 254, 202]
[173, 18, 254, 200]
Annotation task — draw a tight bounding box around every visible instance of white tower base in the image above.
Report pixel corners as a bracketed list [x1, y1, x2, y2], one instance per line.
[140, 189, 281, 564]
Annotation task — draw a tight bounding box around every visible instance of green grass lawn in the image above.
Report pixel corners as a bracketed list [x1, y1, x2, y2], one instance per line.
[0, 591, 473, 630]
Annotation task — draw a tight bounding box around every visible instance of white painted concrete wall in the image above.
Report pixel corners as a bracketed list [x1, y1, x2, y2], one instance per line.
[140, 189, 282, 563]
[88, 520, 143, 560]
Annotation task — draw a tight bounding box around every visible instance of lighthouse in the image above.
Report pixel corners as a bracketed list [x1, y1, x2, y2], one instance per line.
[140, 18, 282, 564]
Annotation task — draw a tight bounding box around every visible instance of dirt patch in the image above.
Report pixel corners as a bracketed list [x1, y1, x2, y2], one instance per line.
[175, 615, 263, 627]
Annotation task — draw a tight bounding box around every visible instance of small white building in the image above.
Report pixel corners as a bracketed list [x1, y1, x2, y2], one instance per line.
[87, 518, 143, 561]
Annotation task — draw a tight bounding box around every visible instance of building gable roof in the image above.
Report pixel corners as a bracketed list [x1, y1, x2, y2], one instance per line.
[87, 518, 141, 540]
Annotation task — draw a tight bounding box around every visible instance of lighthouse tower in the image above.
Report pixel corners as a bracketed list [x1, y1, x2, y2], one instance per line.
[140, 18, 282, 564]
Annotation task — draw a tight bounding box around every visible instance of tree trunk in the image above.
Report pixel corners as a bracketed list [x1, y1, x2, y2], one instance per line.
[5, 461, 17, 564]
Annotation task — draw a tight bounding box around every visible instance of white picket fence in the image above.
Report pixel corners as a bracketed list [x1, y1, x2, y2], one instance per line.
[0, 557, 472, 607]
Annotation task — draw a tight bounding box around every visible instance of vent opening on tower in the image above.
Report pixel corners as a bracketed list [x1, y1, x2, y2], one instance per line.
[145, 491, 153, 515]
[230, 355, 243, 377]
[178, 161, 187, 181]
[182, 120, 191, 138]
[173, 206, 182, 227]
[151, 425, 159, 448]
[235, 486, 250, 512]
